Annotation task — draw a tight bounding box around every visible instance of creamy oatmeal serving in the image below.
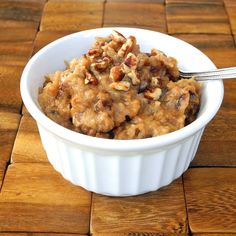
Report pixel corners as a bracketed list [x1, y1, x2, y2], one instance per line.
[38, 31, 201, 139]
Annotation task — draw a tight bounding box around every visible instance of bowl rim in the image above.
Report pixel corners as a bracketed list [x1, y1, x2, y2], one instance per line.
[20, 27, 224, 152]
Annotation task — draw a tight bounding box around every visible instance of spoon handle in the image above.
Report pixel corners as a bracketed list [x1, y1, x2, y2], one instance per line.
[179, 66, 236, 80]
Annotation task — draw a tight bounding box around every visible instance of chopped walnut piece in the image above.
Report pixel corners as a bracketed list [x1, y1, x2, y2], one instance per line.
[110, 66, 124, 82]
[88, 48, 103, 58]
[122, 63, 131, 74]
[84, 72, 98, 85]
[110, 81, 130, 91]
[144, 88, 162, 100]
[111, 30, 126, 43]
[124, 53, 138, 69]
[151, 48, 166, 56]
[91, 57, 111, 72]
[118, 36, 136, 58]
[151, 77, 159, 87]
[127, 70, 140, 85]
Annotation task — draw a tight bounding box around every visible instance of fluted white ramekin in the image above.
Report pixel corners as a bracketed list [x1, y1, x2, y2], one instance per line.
[20, 28, 224, 196]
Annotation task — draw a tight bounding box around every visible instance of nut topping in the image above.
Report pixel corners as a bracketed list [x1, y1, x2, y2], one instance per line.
[118, 36, 136, 58]
[127, 70, 140, 85]
[111, 30, 126, 43]
[39, 30, 201, 140]
[110, 66, 124, 82]
[84, 72, 98, 85]
[144, 87, 162, 100]
[110, 81, 130, 91]
[91, 57, 111, 72]
[124, 53, 138, 69]
[88, 48, 103, 58]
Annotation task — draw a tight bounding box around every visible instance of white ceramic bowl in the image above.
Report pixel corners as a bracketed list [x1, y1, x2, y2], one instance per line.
[20, 27, 224, 196]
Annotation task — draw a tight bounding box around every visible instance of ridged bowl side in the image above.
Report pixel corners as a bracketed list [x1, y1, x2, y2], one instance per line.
[38, 124, 204, 196]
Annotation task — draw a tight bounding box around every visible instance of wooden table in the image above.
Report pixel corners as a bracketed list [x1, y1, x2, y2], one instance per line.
[0, 0, 236, 235]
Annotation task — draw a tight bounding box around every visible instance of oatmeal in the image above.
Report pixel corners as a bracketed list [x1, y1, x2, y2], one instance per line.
[38, 31, 201, 139]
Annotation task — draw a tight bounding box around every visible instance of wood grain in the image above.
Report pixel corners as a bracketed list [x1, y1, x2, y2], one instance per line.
[166, 0, 223, 4]
[0, 0, 45, 23]
[0, 42, 33, 66]
[0, 19, 38, 29]
[21, 104, 30, 115]
[224, 4, 236, 34]
[33, 30, 75, 54]
[0, 112, 21, 188]
[49, 0, 105, 2]
[91, 177, 187, 234]
[184, 168, 236, 233]
[202, 48, 236, 68]
[190, 50, 236, 167]
[224, 0, 236, 6]
[166, 3, 231, 34]
[172, 34, 235, 48]
[193, 234, 236, 236]
[106, 0, 164, 2]
[191, 110, 236, 166]
[0, 234, 85, 236]
[0, 0, 45, 32]
[40, 1, 103, 31]
[92, 234, 178, 236]
[103, 2, 167, 32]
[12, 115, 48, 163]
[0, 28, 37, 42]
[0, 65, 24, 112]
[0, 163, 91, 233]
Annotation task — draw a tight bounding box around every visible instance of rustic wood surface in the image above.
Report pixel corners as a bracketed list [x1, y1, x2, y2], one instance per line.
[0, 163, 91, 234]
[184, 168, 236, 233]
[91, 177, 187, 234]
[0, 112, 20, 188]
[40, 1, 104, 31]
[103, 2, 167, 32]
[166, 1, 231, 34]
[12, 115, 48, 163]
[0, 0, 236, 235]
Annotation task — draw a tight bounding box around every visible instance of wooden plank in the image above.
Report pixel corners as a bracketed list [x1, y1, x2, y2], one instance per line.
[49, 0, 104, 2]
[172, 34, 235, 48]
[0, 28, 37, 42]
[166, 3, 231, 34]
[0, 112, 21, 188]
[225, 4, 236, 34]
[224, 0, 236, 6]
[0, 234, 85, 236]
[106, 0, 164, 2]
[166, 0, 223, 4]
[202, 48, 236, 68]
[91, 177, 187, 234]
[189, 45, 236, 166]
[0, 41, 33, 66]
[193, 234, 236, 236]
[104, 2, 167, 33]
[0, 19, 38, 29]
[184, 168, 236, 233]
[0, 0, 45, 22]
[12, 115, 48, 163]
[0, 163, 91, 233]
[21, 104, 30, 115]
[0, 0, 45, 30]
[0, 65, 23, 112]
[40, 1, 103, 31]
[33, 30, 74, 54]
[191, 110, 236, 167]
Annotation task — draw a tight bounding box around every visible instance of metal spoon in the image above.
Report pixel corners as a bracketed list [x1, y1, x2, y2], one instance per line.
[179, 66, 236, 80]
